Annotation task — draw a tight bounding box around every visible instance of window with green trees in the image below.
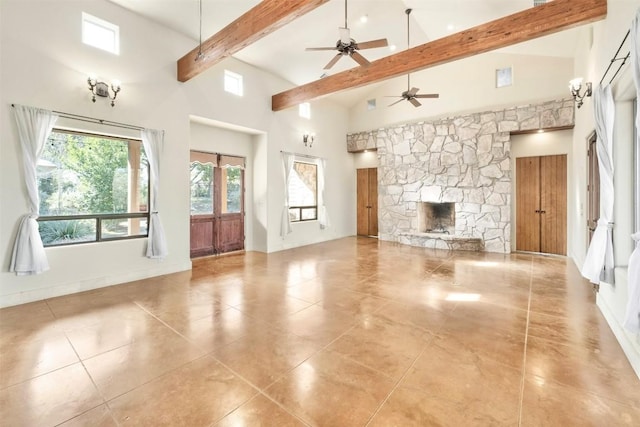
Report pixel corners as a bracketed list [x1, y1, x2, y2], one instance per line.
[37, 130, 149, 246]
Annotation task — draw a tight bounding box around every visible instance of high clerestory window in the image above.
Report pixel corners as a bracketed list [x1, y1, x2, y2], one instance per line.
[82, 12, 120, 55]
[37, 130, 150, 246]
[299, 102, 311, 119]
[224, 70, 244, 96]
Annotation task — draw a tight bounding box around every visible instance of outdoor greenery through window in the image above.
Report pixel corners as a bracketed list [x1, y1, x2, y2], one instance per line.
[190, 157, 243, 215]
[190, 161, 215, 215]
[288, 161, 317, 222]
[37, 130, 149, 246]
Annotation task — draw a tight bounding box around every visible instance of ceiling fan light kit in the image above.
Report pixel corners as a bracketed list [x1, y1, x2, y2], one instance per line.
[386, 8, 439, 108]
[305, 0, 388, 70]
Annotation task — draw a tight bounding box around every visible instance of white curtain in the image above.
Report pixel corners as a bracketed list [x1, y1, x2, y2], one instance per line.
[9, 105, 58, 275]
[317, 158, 330, 230]
[281, 152, 295, 237]
[624, 8, 640, 333]
[141, 129, 168, 259]
[581, 85, 615, 284]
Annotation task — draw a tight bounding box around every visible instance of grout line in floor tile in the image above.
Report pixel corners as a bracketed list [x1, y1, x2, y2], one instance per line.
[364, 314, 445, 426]
[56, 323, 119, 427]
[517, 255, 535, 427]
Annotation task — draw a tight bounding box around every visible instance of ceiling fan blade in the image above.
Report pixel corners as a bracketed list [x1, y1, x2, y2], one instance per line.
[306, 46, 338, 51]
[407, 87, 419, 96]
[409, 98, 422, 107]
[388, 98, 405, 107]
[383, 95, 403, 98]
[339, 27, 351, 45]
[324, 53, 343, 70]
[356, 38, 388, 50]
[350, 51, 370, 67]
[414, 94, 440, 99]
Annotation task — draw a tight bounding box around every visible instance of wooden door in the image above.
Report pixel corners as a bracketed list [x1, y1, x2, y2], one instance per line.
[216, 167, 245, 253]
[516, 154, 567, 255]
[540, 155, 567, 255]
[516, 157, 541, 252]
[190, 152, 245, 258]
[357, 168, 378, 236]
[190, 152, 217, 258]
[368, 168, 378, 236]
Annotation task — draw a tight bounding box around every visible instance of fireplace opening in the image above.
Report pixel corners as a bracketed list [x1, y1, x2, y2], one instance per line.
[419, 202, 455, 234]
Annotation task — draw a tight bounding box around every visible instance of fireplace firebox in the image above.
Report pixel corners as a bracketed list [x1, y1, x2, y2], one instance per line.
[419, 202, 455, 234]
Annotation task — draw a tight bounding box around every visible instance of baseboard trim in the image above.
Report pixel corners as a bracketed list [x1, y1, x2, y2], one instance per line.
[0, 261, 193, 308]
[596, 293, 640, 381]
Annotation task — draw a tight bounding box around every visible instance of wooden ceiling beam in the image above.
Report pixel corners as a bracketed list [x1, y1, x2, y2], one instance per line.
[178, 0, 330, 82]
[271, 0, 607, 111]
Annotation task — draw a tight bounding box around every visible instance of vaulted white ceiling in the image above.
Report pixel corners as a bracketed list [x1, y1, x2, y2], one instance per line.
[109, 0, 582, 106]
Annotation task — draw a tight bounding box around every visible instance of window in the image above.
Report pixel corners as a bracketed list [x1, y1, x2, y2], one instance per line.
[224, 70, 243, 96]
[299, 102, 311, 119]
[288, 161, 317, 222]
[496, 66, 512, 88]
[82, 12, 119, 54]
[37, 130, 149, 246]
[367, 99, 377, 110]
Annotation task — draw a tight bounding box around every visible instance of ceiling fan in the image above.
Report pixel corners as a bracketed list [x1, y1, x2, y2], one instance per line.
[387, 8, 439, 107]
[305, 0, 389, 70]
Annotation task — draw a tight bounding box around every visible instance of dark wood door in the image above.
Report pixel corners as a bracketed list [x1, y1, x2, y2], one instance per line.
[190, 152, 245, 258]
[357, 168, 378, 236]
[516, 154, 567, 255]
[190, 214, 215, 258]
[190, 152, 217, 258]
[216, 168, 244, 253]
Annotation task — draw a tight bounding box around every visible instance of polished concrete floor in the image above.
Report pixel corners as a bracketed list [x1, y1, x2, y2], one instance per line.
[1, 237, 639, 426]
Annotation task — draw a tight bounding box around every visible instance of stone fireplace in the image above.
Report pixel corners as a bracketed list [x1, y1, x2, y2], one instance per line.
[347, 98, 575, 253]
[419, 202, 455, 234]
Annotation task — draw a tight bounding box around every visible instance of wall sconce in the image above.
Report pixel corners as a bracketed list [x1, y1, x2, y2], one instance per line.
[569, 78, 592, 109]
[87, 75, 121, 107]
[303, 133, 315, 147]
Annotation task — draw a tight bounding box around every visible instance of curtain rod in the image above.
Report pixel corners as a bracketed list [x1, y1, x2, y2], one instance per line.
[11, 104, 144, 131]
[280, 150, 325, 161]
[599, 29, 631, 86]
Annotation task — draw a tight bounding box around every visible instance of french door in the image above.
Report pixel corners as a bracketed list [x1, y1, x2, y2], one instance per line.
[190, 151, 244, 258]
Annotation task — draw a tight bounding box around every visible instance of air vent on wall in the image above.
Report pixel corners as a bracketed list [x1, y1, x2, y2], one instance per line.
[533, 0, 547, 6]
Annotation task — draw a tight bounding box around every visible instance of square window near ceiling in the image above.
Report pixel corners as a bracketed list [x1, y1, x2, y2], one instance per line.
[82, 12, 119, 54]
[367, 99, 376, 110]
[496, 66, 513, 88]
[299, 102, 311, 119]
[224, 70, 243, 96]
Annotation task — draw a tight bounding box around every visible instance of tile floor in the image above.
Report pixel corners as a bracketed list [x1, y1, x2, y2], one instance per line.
[1, 237, 639, 426]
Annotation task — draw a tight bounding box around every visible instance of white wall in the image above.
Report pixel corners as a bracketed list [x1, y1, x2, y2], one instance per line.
[510, 130, 574, 253]
[266, 100, 355, 252]
[348, 52, 574, 133]
[570, 1, 640, 379]
[0, 0, 354, 307]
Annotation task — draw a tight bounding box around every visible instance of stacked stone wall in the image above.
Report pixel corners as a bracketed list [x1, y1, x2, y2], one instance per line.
[347, 98, 574, 253]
